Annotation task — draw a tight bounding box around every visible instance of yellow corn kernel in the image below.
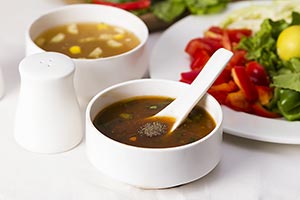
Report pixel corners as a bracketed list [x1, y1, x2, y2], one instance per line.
[97, 23, 108, 30]
[113, 34, 125, 40]
[69, 45, 81, 54]
[50, 33, 65, 43]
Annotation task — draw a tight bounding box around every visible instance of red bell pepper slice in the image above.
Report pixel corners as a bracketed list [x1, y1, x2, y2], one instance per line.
[205, 26, 224, 37]
[227, 50, 247, 68]
[209, 80, 238, 93]
[180, 69, 201, 84]
[185, 38, 208, 57]
[232, 66, 258, 102]
[225, 90, 253, 112]
[252, 102, 282, 118]
[208, 91, 228, 104]
[221, 30, 232, 50]
[255, 86, 273, 106]
[208, 80, 239, 104]
[227, 29, 252, 43]
[90, 0, 150, 10]
[190, 49, 210, 70]
[213, 68, 232, 85]
[185, 38, 222, 57]
[245, 61, 270, 86]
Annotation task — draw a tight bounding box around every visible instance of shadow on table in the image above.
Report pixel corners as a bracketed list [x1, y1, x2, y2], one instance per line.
[159, 133, 300, 197]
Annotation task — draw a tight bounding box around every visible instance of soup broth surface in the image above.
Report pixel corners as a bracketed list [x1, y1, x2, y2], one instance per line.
[93, 96, 216, 148]
[34, 22, 140, 59]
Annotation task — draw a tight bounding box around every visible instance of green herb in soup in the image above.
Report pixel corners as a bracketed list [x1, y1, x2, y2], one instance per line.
[93, 96, 216, 148]
[34, 22, 140, 59]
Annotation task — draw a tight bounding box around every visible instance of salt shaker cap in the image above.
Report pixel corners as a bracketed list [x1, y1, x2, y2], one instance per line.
[19, 52, 75, 81]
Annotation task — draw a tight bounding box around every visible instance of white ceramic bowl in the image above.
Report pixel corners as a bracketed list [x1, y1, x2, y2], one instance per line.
[25, 4, 149, 106]
[86, 79, 223, 189]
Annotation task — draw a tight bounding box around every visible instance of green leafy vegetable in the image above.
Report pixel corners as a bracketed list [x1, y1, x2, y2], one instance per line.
[291, 11, 300, 25]
[152, 0, 229, 22]
[237, 12, 300, 120]
[185, 0, 230, 15]
[273, 74, 300, 92]
[237, 18, 288, 73]
[88, 0, 230, 23]
[152, 0, 186, 22]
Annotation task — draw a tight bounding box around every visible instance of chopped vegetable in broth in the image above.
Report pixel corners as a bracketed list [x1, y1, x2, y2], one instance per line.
[34, 22, 140, 59]
[93, 96, 216, 148]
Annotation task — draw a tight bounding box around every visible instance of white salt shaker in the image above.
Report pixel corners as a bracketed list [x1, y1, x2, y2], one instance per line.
[14, 52, 83, 153]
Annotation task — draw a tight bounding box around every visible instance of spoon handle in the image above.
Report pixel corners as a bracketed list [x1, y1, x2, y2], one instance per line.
[156, 48, 233, 132]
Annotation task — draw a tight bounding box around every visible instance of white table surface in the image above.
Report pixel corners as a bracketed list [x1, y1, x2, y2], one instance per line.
[1, 1, 300, 200]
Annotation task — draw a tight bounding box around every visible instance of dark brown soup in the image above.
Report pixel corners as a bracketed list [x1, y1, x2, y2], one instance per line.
[34, 22, 140, 59]
[93, 96, 216, 148]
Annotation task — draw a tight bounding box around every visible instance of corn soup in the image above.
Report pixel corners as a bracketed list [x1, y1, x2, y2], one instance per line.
[34, 22, 140, 59]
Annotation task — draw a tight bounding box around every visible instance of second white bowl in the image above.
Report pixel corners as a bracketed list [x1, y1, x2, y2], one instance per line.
[25, 4, 149, 105]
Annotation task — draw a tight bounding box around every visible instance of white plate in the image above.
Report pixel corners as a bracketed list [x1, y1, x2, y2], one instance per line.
[149, 1, 300, 144]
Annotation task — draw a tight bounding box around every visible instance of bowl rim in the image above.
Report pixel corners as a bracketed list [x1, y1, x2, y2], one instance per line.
[26, 4, 149, 61]
[86, 78, 223, 152]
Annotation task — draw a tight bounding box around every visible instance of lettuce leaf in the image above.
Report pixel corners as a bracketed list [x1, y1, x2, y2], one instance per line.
[273, 73, 300, 92]
[185, 0, 229, 15]
[152, 0, 229, 22]
[152, 0, 186, 22]
[237, 18, 288, 73]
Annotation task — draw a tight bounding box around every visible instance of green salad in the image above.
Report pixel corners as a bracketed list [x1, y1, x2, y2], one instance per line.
[237, 12, 300, 121]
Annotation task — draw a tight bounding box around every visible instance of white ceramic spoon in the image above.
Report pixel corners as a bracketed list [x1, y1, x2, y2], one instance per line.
[141, 48, 233, 137]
